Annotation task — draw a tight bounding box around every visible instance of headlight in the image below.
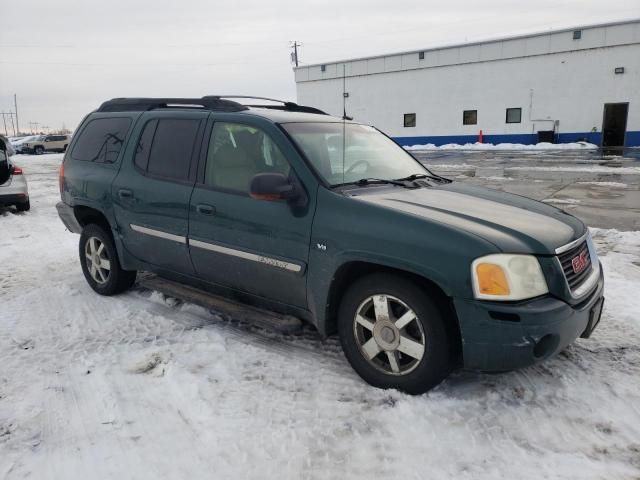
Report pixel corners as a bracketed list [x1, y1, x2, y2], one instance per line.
[471, 254, 548, 301]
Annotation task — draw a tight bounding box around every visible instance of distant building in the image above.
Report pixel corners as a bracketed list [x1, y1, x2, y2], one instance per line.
[294, 19, 640, 147]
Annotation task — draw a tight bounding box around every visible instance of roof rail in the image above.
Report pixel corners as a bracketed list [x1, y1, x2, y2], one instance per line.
[97, 95, 328, 115]
[97, 97, 247, 113]
[210, 95, 327, 115]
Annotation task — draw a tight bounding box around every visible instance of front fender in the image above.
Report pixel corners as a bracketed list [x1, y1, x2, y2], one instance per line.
[306, 187, 499, 335]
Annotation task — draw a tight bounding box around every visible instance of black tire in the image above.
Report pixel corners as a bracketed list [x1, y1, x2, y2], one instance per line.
[338, 273, 452, 394]
[62, 144, 68, 152]
[34, 146, 44, 155]
[16, 200, 30, 212]
[79, 223, 137, 295]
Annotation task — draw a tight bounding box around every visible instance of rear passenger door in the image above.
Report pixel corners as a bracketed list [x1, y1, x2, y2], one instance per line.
[112, 111, 207, 275]
[188, 119, 314, 308]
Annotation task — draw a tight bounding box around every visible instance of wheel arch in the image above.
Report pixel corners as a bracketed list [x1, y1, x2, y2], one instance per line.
[73, 205, 112, 233]
[323, 261, 462, 362]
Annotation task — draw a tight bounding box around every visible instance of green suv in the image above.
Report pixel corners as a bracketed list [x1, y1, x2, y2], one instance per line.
[56, 96, 605, 394]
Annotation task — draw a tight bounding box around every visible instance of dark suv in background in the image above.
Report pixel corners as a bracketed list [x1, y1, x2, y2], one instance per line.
[56, 96, 604, 394]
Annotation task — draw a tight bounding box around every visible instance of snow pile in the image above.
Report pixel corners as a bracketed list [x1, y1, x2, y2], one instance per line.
[424, 163, 640, 175]
[405, 141, 599, 151]
[576, 181, 629, 188]
[1, 154, 640, 479]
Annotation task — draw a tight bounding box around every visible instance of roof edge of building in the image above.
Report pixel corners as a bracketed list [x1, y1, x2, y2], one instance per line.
[294, 17, 640, 71]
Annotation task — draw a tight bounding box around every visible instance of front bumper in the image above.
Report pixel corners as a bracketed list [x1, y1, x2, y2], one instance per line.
[454, 265, 605, 372]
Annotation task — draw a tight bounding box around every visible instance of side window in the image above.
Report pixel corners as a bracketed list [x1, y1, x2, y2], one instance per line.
[204, 122, 290, 193]
[145, 118, 200, 181]
[71, 117, 132, 163]
[134, 119, 158, 172]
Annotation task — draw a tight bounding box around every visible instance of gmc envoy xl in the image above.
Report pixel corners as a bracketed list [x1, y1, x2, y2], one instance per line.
[56, 96, 605, 394]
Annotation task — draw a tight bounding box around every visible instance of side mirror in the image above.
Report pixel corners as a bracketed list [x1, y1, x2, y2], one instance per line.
[249, 173, 298, 202]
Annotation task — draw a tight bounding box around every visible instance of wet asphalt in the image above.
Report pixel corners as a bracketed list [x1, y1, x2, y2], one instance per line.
[413, 148, 640, 231]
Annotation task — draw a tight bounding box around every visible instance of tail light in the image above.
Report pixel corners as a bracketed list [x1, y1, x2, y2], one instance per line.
[59, 163, 65, 194]
[12, 166, 23, 175]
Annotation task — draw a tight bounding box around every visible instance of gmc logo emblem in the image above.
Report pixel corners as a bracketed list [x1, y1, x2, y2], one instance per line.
[572, 251, 589, 274]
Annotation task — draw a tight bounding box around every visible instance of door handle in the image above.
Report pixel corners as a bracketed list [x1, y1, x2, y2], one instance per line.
[196, 204, 216, 215]
[118, 189, 134, 199]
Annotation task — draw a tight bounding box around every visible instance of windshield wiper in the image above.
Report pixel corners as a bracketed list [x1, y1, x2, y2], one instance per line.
[332, 177, 413, 189]
[394, 173, 446, 183]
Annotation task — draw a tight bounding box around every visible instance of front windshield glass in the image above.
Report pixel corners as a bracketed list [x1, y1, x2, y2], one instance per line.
[282, 122, 428, 186]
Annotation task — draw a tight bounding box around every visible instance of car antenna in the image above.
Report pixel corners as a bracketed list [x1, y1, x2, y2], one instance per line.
[341, 64, 348, 184]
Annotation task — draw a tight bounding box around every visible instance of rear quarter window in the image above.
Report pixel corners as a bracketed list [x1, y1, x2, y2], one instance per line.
[71, 117, 132, 163]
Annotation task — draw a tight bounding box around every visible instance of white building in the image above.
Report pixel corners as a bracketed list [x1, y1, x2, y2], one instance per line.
[294, 19, 640, 147]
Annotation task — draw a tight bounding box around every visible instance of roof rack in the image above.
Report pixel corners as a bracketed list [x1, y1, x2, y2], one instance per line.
[97, 97, 247, 113]
[97, 95, 327, 115]
[213, 96, 327, 115]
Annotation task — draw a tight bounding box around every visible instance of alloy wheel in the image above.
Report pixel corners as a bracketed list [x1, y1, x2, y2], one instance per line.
[84, 236, 111, 284]
[353, 294, 426, 375]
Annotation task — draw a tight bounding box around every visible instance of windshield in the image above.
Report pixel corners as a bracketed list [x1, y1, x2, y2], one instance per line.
[282, 122, 428, 186]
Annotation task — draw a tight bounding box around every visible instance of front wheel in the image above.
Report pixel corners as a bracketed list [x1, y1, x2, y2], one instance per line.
[79, 224, 137, 295]
[34, 146, 44, 155]
[338, 273, 452, 394]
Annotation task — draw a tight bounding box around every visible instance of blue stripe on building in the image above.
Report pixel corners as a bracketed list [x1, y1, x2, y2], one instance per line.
[392, 131, 640, 147]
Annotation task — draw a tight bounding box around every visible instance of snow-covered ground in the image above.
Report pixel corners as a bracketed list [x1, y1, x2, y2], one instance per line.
[404, 141, 600, 151]
[1, 154, 640, 479]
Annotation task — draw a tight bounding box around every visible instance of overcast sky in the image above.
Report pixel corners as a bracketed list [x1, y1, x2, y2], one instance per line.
[2, 0, 639, 133]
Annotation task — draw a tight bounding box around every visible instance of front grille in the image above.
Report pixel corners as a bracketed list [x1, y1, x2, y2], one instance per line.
[558, 239, 592, 291]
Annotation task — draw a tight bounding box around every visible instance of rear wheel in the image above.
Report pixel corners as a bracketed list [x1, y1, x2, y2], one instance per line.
[79, 223, 137, 295]
[338, 273, 452, 394]
[15, 199, 30, 212]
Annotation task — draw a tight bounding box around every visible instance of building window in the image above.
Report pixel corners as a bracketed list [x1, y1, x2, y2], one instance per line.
[614, 67, 625, 74]
[463, 110, 477, 125]
[418, 51, 425, 60]
[404, 113, 416, 128]
[573, 30, 581, 40]
[321, 64, 326, 72]
[506, 108, 522, 124]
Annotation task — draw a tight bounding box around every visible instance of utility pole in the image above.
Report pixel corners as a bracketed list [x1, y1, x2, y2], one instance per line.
[2, 112, 17, 136]
[1, 113, 8, 136]
[290, 41, 301, 67]
[14, 94, 19, 135]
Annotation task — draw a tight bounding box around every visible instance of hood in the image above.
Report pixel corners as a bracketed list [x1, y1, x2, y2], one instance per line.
[351, 182, 585, 254]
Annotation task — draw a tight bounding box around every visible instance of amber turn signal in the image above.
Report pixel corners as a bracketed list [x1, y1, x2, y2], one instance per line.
[475, 263, 510, 296]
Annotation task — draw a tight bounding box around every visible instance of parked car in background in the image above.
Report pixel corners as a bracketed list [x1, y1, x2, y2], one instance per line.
[1, 134, 16, 157]
[0, 136, 30, 211]
[21, 134, 71, 154]
[57, 96, 604, 394]
[11, 135, 39, 153]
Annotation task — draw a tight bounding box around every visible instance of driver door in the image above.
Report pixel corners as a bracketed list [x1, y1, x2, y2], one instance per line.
[188, 120, 314, 308]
